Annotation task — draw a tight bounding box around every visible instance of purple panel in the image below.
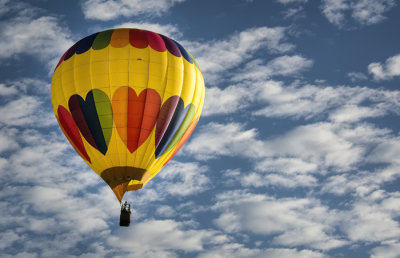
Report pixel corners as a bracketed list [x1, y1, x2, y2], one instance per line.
[64, 41, 80, 61]
[174, 40, 192, 64]
[155, 98, 187, 158]
[68, 95, 98, 149]
[76, 33, 99, 54]
[155, 96, 180, 148]
[160, 35, 181, 57]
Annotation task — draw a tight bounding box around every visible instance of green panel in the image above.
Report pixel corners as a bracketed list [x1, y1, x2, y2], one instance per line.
[92, 89, 113, 146]
[92, 30, 114, 50]
[163, 104, 196, 154]
[188, 52, 200, 69]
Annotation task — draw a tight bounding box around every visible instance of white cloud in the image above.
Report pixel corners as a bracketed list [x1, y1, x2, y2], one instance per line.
[0, 230, 20, 250]
[0, 15, 73, 64]
[185, 119, 390, 177]
[203, 79, 400, 119]
[342, 195, 400, 242]
[319, 126, 400, 196]
[0, 114, 213, 256]
[0, 78, 54, 128]
[202, 84, 252, 116]
[107, 220, 228, 257]
[183, 122, 266, 160]
[0, 83, 18, 96]
[253, 82, 353, 119]
[347, 71, 368, 82]
[368, 138, 400, 165]
[321, 0, 349, 26]
[0, 95, 55, 127]
[0, 96, 42, 126]
[242, 172, 318, 188]
[155, 205, 177, 217]
[241, 157, 319, 188]
[0, 0, 38, 18]
[239, 157, 319, 188]
[0, 127, 119, 257]
[0, 78, 49, 96]
[26, 186, 111, 233]
[371, 242, 400, 258]
[158, 161, 210, 196]
[198, 246, 324, 258]
[329, 104, 386, 123]
[213, 191, 348, 250]
[186, 27, 294, 83]
[250, 123, 396, 191]
[265, 122, 364, 171]
[255, 157, 318, 174]
[282, 6, 306, 20]
[232, 55, 313, 82]
[351, 0, 396, 25]
[368, 54, 400, 81]
[0, 127, 19, 153]
[321, 171, 383, 196]
[253, 82, 400, 120]
[81, 0, 185, 21]
[321, 0, 396, 27]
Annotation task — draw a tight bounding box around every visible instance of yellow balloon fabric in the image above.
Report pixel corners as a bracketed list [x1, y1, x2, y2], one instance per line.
[50, 28, 204, 202]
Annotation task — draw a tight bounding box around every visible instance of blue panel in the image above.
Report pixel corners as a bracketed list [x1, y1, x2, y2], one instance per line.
[76, 33, 99, 54]
[174, 40, 193, 64]
[77, 90, 108, 155]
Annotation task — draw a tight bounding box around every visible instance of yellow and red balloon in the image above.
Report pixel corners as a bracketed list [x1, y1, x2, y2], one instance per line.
[51, 28, 204, 202]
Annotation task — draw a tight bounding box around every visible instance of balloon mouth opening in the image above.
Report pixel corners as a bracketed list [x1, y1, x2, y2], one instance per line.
[101, 166, 147, 202]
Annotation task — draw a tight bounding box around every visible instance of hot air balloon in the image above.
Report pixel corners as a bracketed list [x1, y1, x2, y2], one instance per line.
[50, 28, 204, 226]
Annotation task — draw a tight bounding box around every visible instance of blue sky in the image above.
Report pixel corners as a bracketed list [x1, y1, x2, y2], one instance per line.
[1, 0, 400, 257]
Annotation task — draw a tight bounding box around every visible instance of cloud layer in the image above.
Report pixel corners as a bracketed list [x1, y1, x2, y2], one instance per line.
[321, 0, 396, 27]
[81, 0, 185, 20]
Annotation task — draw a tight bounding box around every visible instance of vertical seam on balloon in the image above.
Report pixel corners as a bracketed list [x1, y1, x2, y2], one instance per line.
[90, 34, 112, 171]
[106, 34, 118, 170]
[155, 39, 175, 150]
[90, 43, 113, 172]
[133, 30, 152, 168]
[199, 70, 206, 114]
[71, 50, 98, 167]
[116, 30, 125, 182]
[131, 30, 146, 167]
[108, 31, 121, 170]
[138, 32, 168, 169]
[133, 31, 158, 169]
[84, 56, 106, 165]
[58, 61, 73, 152]
[125, 32, 131, 173]
[199, 73, 205, 114]
[134, 30, 155, 170]
[132, 59, 149, 167]
[87, 44, 99, 164]
[193, 68, 203, 118]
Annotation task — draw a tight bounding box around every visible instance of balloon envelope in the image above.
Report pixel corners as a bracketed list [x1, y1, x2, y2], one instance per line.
[51, 28, 204, 202]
